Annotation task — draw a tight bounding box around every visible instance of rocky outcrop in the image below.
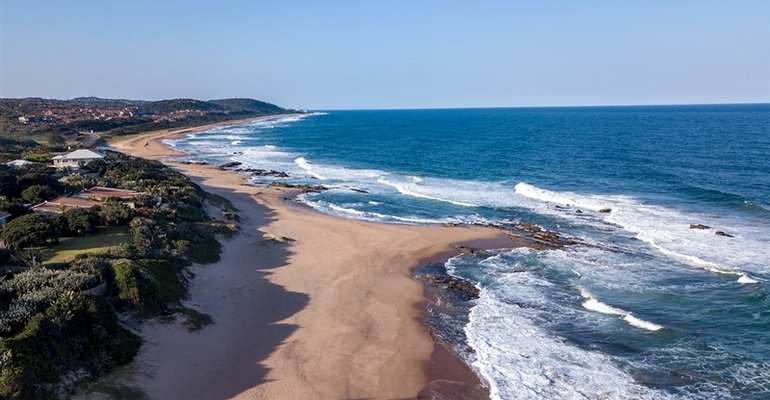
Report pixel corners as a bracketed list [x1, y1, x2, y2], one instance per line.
[177, 160, 210, 165]
[218, 161, 243, 170]
[512, 223, 542, 233]
[247, 169, 291, 178]
[217, 162, 292, 178]
[502, 223, 582, 250]
[268, 181, 327, 193]
[453, 245, 492, 259]
[690, 224, 710, 230]
[415, 273, 480, 300]
[599, 208, 612, 213]
[715, 231, 734, 238]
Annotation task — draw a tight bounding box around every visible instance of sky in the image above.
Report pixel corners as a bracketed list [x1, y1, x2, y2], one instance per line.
[1, 1, 768, 110]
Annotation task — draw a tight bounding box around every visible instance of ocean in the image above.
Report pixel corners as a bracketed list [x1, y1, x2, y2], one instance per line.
[165, 105, 770, 399]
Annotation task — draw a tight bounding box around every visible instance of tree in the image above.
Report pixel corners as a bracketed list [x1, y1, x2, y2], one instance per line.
[17, 172, 58, 191]
[0, 214, 60, 249]
[0, 198, 28, 219]
[47, 133, 66, 149]
[95, 202, 133, 226]
[58, 208, 96, 236]
[0, 171, 19, 199]
[20, 185, 57, 204]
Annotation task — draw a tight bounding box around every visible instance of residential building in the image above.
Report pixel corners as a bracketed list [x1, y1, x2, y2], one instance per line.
[52, 149, 105, 169]
[31, 186, 142, 215]
[31, 196, 102, 215]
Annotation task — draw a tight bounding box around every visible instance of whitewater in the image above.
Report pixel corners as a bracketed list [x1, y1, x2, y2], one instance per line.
[166, 105, 770, 399]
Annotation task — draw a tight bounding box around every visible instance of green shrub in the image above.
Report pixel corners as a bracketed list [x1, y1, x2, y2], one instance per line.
[58, 208, 97, 236]
[0, 293, 141, 399]
[20, 152, 51, 163]
[20, 184, 57, 204]
[111, 260, 162, 314]
[136, 258, 190, 305]
[1, 214, 60, 249]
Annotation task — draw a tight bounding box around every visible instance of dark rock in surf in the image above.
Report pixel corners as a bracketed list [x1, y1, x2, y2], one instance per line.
[599, 208, 612, 213]
[513, 223, 541, 233]
[454, 245, 492, 259]
[268, 181, 327, 193]
[416, 273, 480, 300]
[248, 169, 290, 178]
[715, 231, 734, 238]
[218, 161, 242, 170]
[689, 224, 710, 230]
[501, 223, 581, 250]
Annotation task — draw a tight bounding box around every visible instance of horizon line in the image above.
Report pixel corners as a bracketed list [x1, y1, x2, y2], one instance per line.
[1, 96, 768, 111]
[313, 102, 770, 112]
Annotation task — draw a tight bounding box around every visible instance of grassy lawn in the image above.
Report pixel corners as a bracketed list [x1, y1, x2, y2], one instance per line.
[42, 226, 132, 264]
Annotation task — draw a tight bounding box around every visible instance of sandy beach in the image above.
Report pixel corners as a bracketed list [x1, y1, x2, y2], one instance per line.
[104, 117, 505, 399]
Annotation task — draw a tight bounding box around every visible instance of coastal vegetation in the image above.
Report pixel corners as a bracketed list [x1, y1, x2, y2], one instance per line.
[0, 146, 238, 399]
[0, 97, 293, 149]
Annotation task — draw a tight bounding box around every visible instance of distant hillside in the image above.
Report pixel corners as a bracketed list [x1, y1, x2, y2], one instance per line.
[0, 97, 297, 144]
[210, 98, 287, 114]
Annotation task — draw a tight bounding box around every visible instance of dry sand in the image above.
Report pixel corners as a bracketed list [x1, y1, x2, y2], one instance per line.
[103, 117, 505, 399]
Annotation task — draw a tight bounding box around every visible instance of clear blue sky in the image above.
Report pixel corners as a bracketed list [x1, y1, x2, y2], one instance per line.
[1, 1, 768, 109]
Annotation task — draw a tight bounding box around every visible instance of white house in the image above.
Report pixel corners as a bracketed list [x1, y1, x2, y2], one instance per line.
[52, 149, 105, 169]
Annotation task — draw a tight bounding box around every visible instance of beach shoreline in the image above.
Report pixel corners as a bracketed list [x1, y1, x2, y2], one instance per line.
[104, 116, 506, 399]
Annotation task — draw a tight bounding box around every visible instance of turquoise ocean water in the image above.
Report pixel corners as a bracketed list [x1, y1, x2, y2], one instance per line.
[167, 105, 770, 399]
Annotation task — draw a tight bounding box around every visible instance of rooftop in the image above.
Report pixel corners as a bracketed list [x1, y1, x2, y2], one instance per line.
[52, 149, 105, 160]
[78, 186, 142, 201]
[31, 196, 101, 214]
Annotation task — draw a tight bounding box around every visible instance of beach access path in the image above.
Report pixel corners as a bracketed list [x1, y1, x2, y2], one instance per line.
[102, 117, 501, 399]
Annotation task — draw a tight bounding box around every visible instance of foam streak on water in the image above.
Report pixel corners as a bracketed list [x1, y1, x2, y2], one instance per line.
[580, 289, 663, 331]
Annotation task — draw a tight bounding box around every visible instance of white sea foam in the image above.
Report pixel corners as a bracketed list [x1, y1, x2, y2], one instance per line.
[513, 182, 770, 277]
[738, 274, 759, 284]
[623, 314, 664, 331]
[303, 198, 446, 225]
[294, 157, 326, 180]
[466, 287, 671, 400]
[377, 177, 477, 207]
[241, 113, 315, 129]
[514, 182, 614, 212]
[580, 290, 663, 331]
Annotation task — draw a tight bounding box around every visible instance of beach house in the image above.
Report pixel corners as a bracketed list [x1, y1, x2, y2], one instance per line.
[31, 186, 142, 215]
[52, 149, 105, 169]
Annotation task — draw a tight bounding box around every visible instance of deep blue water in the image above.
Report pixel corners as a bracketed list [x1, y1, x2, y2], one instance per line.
[168, 105, 770, 399]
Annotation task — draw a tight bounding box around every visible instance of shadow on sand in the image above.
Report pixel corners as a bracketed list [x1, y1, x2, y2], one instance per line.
[160, 184, 309, 400]
[74, 181, 310, 400]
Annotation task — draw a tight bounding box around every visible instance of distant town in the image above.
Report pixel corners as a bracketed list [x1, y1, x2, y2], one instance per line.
[0, 97, 293, 142]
